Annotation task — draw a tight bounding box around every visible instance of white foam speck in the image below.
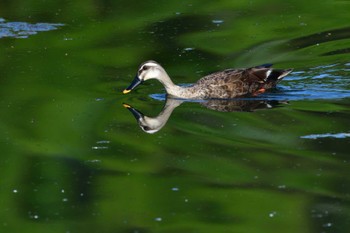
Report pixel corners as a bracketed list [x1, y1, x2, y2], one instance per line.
[269, 211, 277, 218]
[212, 19, 224, 24]
[154, 217, 162, 222]
[323, 222, 333, 228]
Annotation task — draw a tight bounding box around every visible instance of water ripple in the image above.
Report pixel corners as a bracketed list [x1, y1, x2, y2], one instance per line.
[301, 132, 350, 139]
[0, 18, 64, 39]
[280, 63, 350, 100]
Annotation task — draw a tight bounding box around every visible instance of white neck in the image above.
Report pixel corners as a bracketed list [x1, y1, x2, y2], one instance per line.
[156, 70, 184, 97]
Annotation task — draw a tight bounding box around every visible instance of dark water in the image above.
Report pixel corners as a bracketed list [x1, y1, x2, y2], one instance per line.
[1, 1, 350, 233]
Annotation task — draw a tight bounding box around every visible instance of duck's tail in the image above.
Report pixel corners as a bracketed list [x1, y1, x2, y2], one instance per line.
[267, 68, 293, 82]
[255, 64, 292, 80]
[254, 64, 292, 81]
[251, 65, 293, 92]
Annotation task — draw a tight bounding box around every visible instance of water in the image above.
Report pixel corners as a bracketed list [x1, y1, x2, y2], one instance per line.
[0, 18, 64, 38]
[1, 1, 350, 233]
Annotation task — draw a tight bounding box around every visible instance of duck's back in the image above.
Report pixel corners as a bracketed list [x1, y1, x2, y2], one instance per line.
[194, 68, 262, 98]
[193, 66, 292, 99]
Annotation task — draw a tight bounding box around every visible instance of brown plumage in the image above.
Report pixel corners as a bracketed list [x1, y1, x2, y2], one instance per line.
[123, 61, 292, 99]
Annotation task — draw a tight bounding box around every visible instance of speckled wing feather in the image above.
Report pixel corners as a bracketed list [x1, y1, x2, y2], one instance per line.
[194, 68, 272, 98]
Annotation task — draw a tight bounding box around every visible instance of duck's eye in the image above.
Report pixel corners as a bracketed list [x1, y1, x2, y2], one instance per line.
[142, 125, 151, 131]
[142, 66, 149, 71]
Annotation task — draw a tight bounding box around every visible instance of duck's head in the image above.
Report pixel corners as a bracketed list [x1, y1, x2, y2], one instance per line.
[123, 61, 163, 94]
[123, 103, 164, 134]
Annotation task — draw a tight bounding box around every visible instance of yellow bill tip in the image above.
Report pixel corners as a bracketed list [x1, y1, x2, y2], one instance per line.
[123, 103, 131, 108]
[123, 89, 131, 94]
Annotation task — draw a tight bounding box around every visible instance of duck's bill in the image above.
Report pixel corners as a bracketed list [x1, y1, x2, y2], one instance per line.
[123, 76, 142, 94]
[122, 103, 144, 120]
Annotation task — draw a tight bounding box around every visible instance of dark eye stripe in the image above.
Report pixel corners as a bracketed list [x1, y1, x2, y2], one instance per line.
[139, 66, 148, 73]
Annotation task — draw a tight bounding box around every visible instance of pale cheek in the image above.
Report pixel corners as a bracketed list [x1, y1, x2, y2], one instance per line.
[144, 70, 159, 80]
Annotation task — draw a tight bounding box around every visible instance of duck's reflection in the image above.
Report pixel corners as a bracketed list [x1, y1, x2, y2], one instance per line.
[123, 99, 181, 134]
[200, 99, 284, 112]
[123, 98, 286, 134]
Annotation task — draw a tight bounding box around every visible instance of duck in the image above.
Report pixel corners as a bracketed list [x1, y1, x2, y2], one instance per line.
[122, 60, 292, 99]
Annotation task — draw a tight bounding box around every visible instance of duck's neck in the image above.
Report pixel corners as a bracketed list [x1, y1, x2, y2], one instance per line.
[157, 71, 184, 97]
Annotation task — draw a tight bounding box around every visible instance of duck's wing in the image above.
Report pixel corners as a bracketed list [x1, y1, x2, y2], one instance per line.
[194, 69, 252, 98]
[197, 66, 292, 86]
[239, 66, 293, 91]
[250, 66, 292, 83]
[196, 68, 245, 85]
[195, 66, 292, 98]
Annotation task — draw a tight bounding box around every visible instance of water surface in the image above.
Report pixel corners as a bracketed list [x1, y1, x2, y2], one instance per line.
[1, 1, 350, 233]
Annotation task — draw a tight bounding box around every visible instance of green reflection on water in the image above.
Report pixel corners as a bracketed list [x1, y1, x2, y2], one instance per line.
[1, 0, 350, 233]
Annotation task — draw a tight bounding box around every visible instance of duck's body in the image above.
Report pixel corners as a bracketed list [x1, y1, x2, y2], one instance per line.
[123, 61, 292, 99]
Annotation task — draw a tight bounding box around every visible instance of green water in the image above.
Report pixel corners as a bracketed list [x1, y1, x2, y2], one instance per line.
[1, 1, 350, 232]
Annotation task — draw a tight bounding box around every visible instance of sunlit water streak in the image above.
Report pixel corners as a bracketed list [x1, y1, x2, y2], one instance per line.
[300, 132, 350, 139]
[91, 140, 110, 150]
[0, 18, 64, 39]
